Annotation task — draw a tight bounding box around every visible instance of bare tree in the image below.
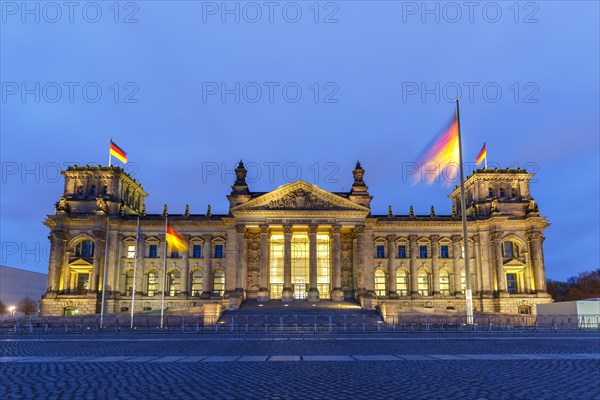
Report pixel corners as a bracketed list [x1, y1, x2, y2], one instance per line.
[18, 297, 38, 316]
[0, 300, 6, 315]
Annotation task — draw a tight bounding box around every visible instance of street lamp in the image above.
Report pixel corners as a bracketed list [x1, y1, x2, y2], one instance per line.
[8, 306, 16, 317]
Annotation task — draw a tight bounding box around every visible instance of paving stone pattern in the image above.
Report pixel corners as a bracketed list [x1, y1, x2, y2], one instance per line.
[0, 336, 599, 400]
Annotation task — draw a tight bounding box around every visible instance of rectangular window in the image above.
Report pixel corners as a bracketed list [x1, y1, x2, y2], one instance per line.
[397, 245, 407, 258]
[375, 245, 385, 258]
[503, 242, 514, 258]
[419, 245, 428, 258]
[170, 251, 179, 258]
[149, 244, 158, 258]
[440, 245, 449, 258]
[506, 273, 518, 294]
[127, 245, 136, 259]
[192, 245, 202, 258]
[214, 244, 224, 258]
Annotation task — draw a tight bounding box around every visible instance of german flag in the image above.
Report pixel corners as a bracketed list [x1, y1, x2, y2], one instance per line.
[476, 143, 487, 166]
[166, 226, 188, 252]
[415, 111, 460, 185]
[109, 140, 127, 164]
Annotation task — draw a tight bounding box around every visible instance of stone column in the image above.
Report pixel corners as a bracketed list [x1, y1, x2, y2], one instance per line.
[409, 235, 419, 297]
[49, 231, 66, 292]
[282, 224, 293, 302]
[491, 232, 507, 294]
[158, 236, 167, 296]
[234, 225, 246, 297]
[387, 235, 398, 298]
[90, 232, 104, 292]
[202, 235, 212, 298]
[330, 224, 343, 301]
[452, 235, 462, 296]
[355, 225, 366, 297]
[106, 231, 120, 295]
[528, 232, 547, 292]
[364, 227, 375, 294]
[473, 234, 485, 295]
[257, 224, 270, 302]
[181, 237, 189, 296]
[135, 237, 145, 294]
[308, 224, 319, 302]
[430, 235, 440, 297]
[46, 234, 56, 292]
[61, 247, 71, 292]
[523, 249, 532, 293]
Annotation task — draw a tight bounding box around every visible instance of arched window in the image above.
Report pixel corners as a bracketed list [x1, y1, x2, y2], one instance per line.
[511, 187, 518, 197]
[167, 270, 181, 296]
[439, 269, 451, 296]
[74, 240, 94, 258]
[374, 269, 387, 297]
[396, 270, 408, 296]
[125, 269, 134, 296]
[460, 269, 466, 294]
[499, 188, 506, 197]
[90, 185, 97, 197]
[213, 270, 225, 296]
[503, 241, 520, 258]
[191, 270, 204, 296]
[417, 269, 431, 296]
[488, 187, 494, 197]
[147, 271, 158, 296]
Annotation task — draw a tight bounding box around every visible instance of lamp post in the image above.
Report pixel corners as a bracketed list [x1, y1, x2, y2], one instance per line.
[8, 306, 16, 317]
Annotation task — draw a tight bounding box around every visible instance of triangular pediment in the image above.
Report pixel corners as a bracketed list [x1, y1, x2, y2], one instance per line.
[231, 181, 369, 214]
[69, 258, 93, 268]
[503, 258, 526, 268]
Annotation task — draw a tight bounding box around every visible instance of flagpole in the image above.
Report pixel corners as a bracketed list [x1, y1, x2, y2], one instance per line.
[99, 217, 110, 328]
[484, 142, 488, 169]
[160, 215, 167, 329]
[455, 98, 474, 325]
[130, 215, 140, 329]
[108, 138, 112, 167]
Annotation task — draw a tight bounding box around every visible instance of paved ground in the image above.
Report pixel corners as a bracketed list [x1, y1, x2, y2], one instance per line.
[1, 335, 599, 400]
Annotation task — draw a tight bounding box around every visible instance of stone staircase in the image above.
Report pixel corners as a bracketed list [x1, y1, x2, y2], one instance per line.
[217, 300, 382, 332]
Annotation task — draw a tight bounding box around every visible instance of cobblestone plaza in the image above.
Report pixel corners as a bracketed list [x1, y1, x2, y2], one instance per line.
[1, 334, 599, 399]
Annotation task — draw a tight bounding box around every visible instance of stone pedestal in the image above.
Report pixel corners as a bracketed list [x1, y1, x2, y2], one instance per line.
[256, 288, 270, 302]
[330, 289, 344, 302]
[308, 288, 319, 302]
[358, 293, 375, 310]
[227, 295, 243, 311]
[281, 288, 294, 302]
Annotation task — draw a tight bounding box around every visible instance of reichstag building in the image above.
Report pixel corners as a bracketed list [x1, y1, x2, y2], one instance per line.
[41, 162, 551, 316]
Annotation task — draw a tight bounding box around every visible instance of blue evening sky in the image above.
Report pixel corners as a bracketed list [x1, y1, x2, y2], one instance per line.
[1, 1, 598, 281]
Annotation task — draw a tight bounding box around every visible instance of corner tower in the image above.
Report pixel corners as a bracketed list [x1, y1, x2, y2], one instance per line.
[449, 168, 539, 219]
[56, 166, 147, 216]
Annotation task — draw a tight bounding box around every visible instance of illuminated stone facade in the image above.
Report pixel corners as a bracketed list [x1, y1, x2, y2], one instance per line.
[41, 162, 552, 316]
